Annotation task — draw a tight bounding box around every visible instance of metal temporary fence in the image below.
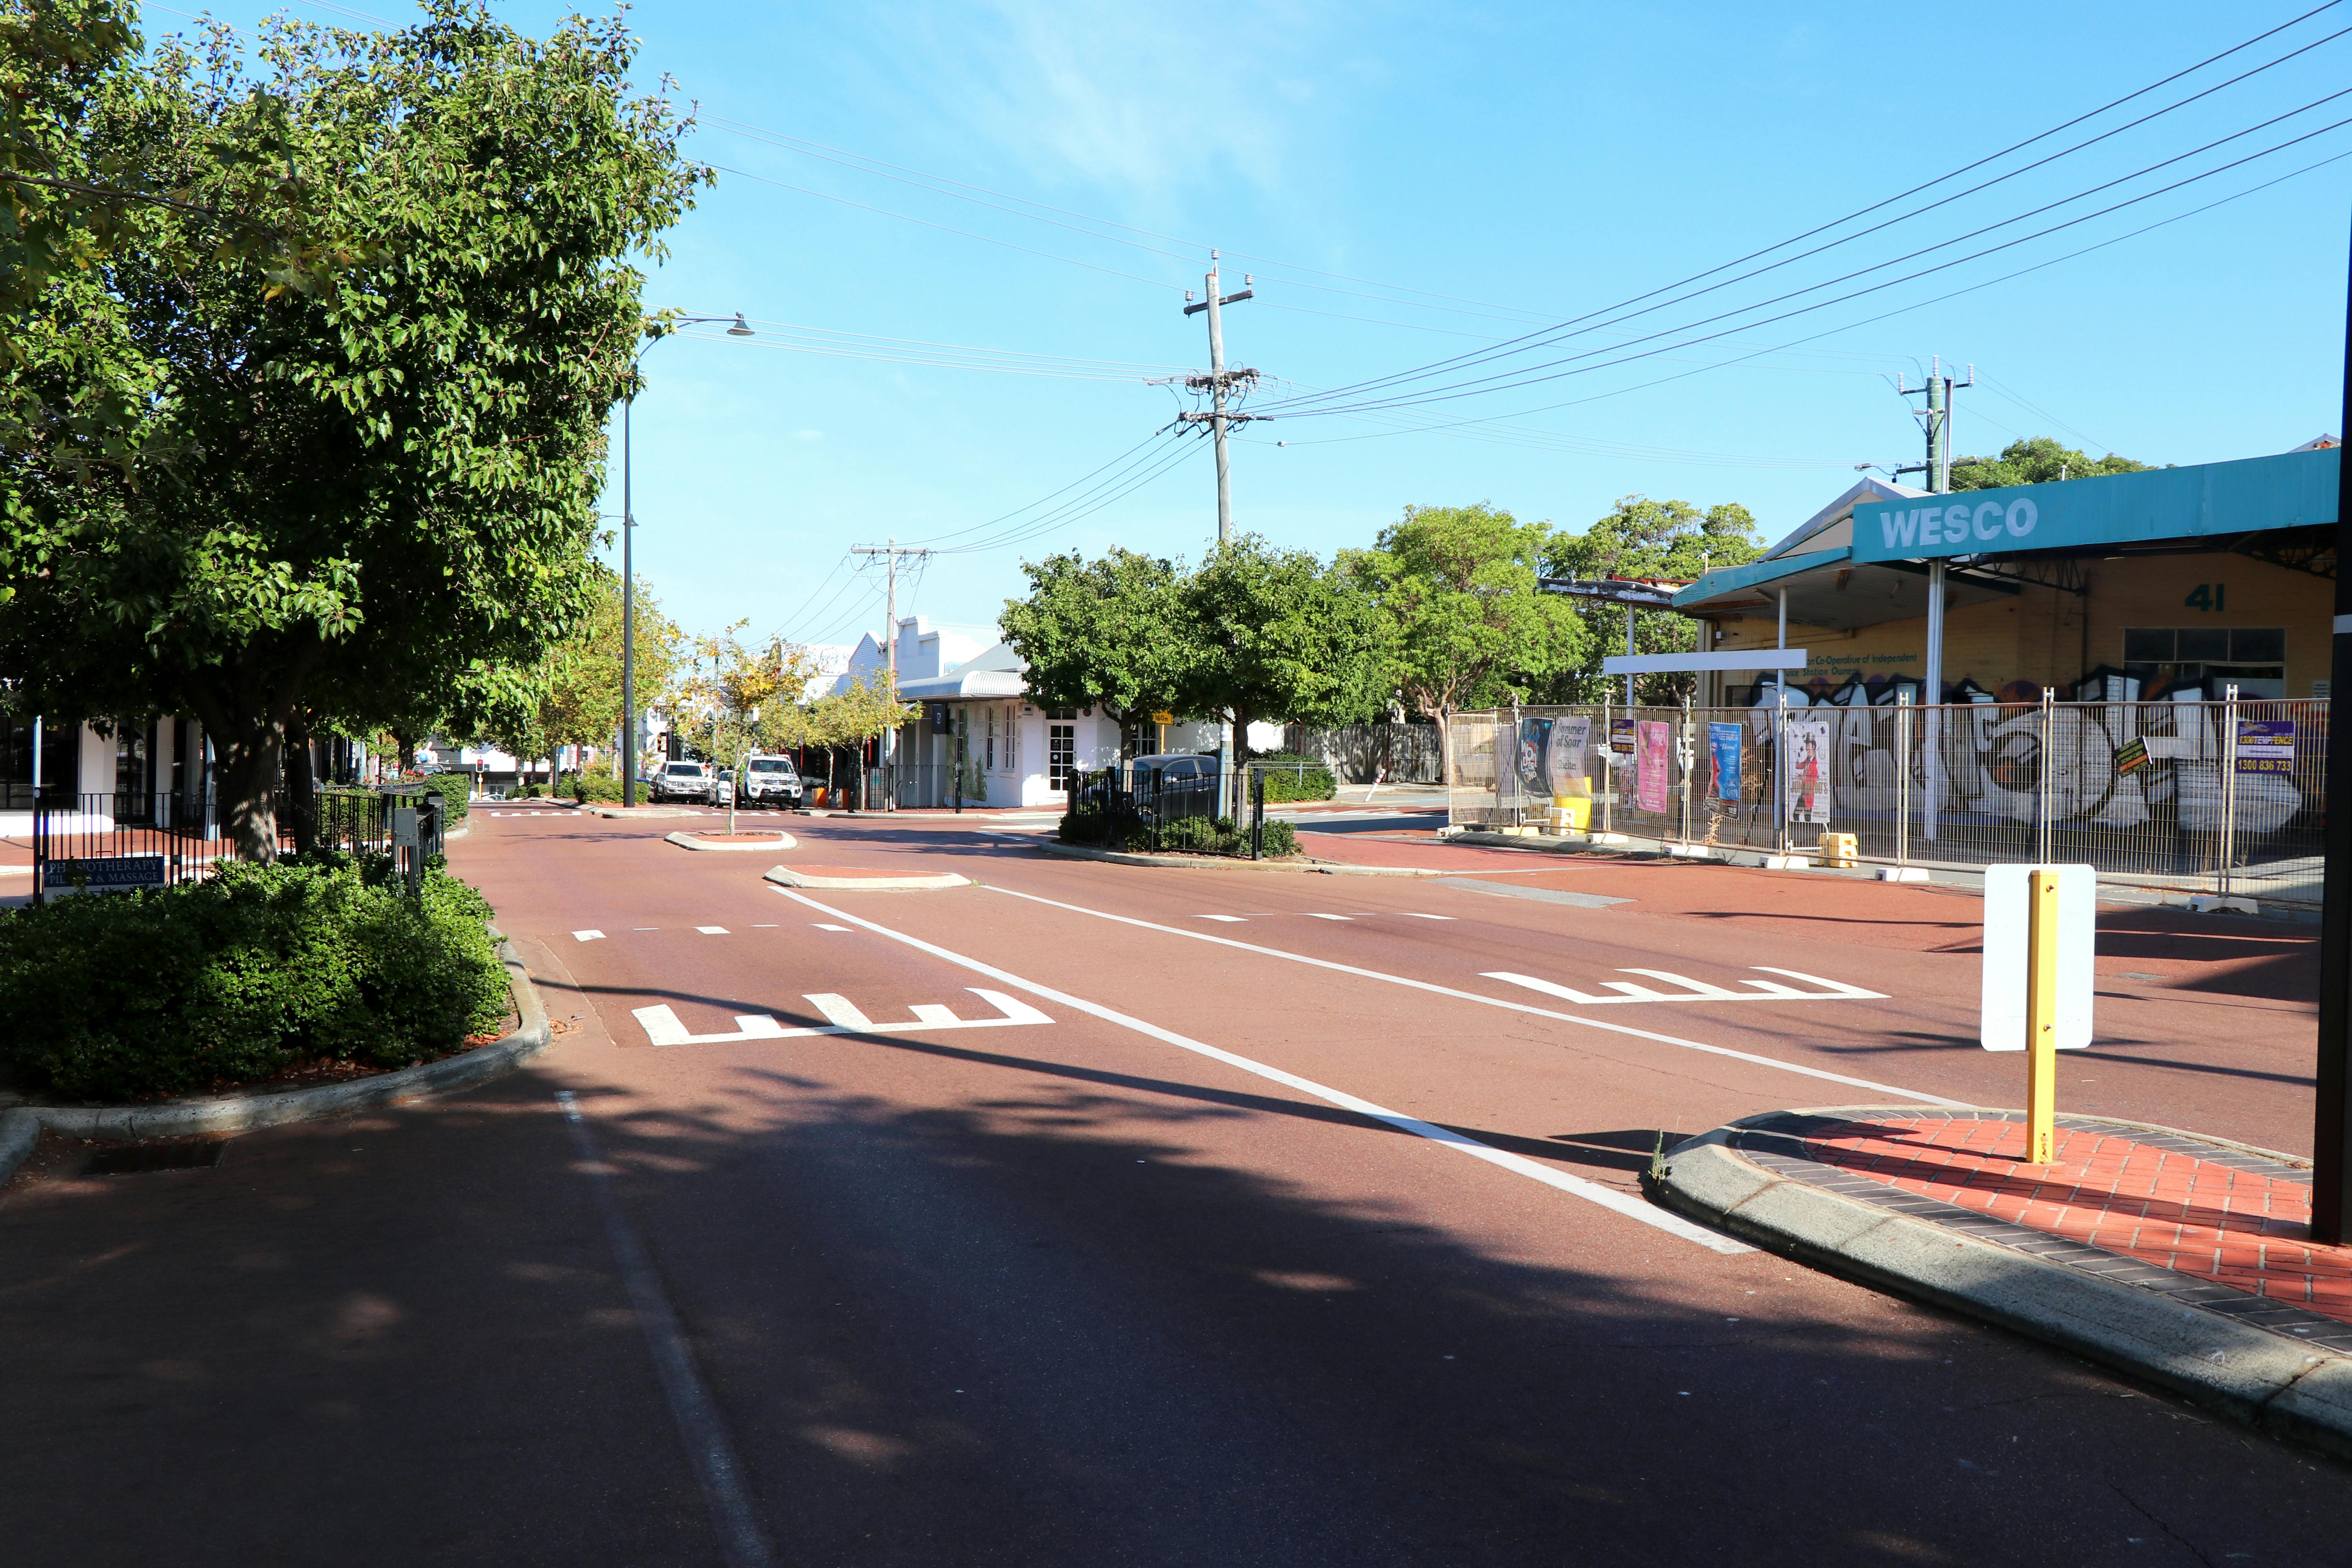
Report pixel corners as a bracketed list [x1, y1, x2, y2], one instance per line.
[1448, 694, 2328, 904]
[1282, 722, 1443, 785]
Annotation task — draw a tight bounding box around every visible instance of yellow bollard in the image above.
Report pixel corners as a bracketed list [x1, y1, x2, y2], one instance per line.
[2024, 867, 2060, 1164]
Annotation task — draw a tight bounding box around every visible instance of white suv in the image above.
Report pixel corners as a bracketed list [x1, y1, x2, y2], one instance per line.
[650, 759, 717, 804]
[740, 755, 804, 809]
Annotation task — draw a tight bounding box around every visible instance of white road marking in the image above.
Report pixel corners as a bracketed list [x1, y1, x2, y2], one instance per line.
[1485, 967, 1885, 1007]
[1199, 915, 1248, 922]
[813, 923, 852, 932]
[773, 886, 1752, 1255]
[573, 930, 605, 942]
[632, 989, 1052, 1047]
[751, 923, 778, 927]
[1403, 913, 1455, 921]
[1308, 913, 1352, 922]
[982, 884, 1965, 1107]
[554, 1092, 774, 1568]
[696, 926, 730, 935]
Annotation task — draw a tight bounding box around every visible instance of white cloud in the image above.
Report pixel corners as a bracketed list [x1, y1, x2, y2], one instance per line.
[878, 0, 1351, 203]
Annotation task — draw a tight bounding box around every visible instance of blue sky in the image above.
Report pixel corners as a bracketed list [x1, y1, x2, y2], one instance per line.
[159, 1, 2352, 647]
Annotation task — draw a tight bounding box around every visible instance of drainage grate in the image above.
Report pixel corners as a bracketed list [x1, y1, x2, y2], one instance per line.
[85, 1138, 229, 1176]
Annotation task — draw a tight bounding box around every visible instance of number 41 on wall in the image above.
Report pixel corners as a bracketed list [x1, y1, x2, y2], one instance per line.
[2185, 583, 2225, 612]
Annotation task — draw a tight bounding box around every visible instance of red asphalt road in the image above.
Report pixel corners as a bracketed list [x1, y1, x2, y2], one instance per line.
[3, 802, 2344, 1565]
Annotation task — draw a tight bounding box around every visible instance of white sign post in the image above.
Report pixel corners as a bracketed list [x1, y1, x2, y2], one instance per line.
[1980, 863, 2096, 1053]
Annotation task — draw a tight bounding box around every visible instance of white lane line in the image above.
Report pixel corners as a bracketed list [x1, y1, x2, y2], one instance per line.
[1199, 915, 1248, 923]
[751, 923, 778, 928]
[573, 930, 605, 942]
[697, 926, 730, 935]
[984, 884, 1965, 1107]
[813, 923, 852, 932]
[554, 1092, 775, 1568]
[772, 886, 1749, 1255]
[1307, 913, 1352, 922]
[1403, 913, 1455, 921]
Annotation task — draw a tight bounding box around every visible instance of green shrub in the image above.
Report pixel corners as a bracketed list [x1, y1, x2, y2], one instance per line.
[0, 856, 511, 1102]
[1152, 815, 1300, 858]
[1059, 805, 1106, 844]
[566, 771, 625, 803]
[414, 771, 470, 823]
[1249, 753, 1336, 803]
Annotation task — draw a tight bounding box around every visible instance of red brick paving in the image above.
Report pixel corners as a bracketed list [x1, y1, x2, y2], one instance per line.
[1796, 1117, 2352, 1322]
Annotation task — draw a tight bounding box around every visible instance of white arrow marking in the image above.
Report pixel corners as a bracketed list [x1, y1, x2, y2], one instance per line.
[1483, 967, 1886, 1006]
[631, 989, 1054, 1048]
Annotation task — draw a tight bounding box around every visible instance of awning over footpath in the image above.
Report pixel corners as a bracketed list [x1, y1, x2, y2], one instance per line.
[1671, 446, 2340, 632]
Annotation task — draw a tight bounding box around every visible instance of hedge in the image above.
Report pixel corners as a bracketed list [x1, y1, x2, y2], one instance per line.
[0, 855, 511, 1102]
[1058, 809, 1298, 859]
[1249, 752, 1336, 803]
[414, 770, 470, 822]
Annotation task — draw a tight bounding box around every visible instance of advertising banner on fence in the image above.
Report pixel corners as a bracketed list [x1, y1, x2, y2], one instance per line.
[1544, 715, 1592, 796]
[1709, 721, 1743, 801]
[1786, 720, 1831, 823]
[2235, 719, 2295, 774]
[1515, 716, 1550, 800]
[1636, 721, 1671, 813]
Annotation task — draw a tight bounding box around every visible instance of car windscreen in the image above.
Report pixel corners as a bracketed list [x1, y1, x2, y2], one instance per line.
[749, 759, 796, 774]
[664, 764, 702, 777]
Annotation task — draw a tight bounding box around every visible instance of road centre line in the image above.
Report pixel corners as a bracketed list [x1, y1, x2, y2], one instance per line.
[983, 885, 1966, 1108]
[770, 886, 1749, 1255]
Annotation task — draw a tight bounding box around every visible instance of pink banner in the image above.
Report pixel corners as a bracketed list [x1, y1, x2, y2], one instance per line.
[1636, 721, 1671, 813]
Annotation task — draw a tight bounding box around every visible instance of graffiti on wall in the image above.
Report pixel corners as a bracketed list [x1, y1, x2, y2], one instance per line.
[1739, 680, 2312, 837]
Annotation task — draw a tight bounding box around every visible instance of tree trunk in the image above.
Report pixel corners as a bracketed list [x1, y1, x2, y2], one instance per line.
[214, 723, 285, 862]
[391, 728, 417, 773]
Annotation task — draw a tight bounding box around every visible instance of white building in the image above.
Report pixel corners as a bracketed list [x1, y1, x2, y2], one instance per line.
[867, 615, 1252, 809]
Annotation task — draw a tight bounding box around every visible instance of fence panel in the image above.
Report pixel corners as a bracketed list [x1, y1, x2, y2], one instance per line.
[1285, 723, 1443, 784]
[1445, 696, 2328, 904]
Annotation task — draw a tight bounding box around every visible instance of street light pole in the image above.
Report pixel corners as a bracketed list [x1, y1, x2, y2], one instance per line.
[619, 313, 753, 808]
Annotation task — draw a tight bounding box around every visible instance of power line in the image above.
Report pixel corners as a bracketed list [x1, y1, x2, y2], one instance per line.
[1260, 5, 2352, 412]
[1264, 105, 2352, 420]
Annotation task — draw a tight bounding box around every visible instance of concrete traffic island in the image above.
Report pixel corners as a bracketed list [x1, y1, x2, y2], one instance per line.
[581, 803, 704, 819]
[666, 829, 797, 853]
[764, 863, 970, 891]
[0, 937, 554, 1185]
[1653, 1106, 2352, 1458]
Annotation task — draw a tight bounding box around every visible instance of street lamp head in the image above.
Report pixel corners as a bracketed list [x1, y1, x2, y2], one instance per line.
[728, 313, 755, 337]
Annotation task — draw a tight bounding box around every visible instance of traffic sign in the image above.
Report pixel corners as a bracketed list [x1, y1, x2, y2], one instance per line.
[1980, 863, 2095, 1052]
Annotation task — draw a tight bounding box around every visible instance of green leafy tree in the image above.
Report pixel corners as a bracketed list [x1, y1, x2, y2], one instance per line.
[1541, 496, 1759, 704]
[537, 570, 684, 779]
[1340, 503, 1584, 777]
[796, 670, 913, 808]
[1949, 436, 2152, 490]
[1183, 534, 1390, 813]
[1001, 547, 1192, 757]
[0, 3, 707, 857]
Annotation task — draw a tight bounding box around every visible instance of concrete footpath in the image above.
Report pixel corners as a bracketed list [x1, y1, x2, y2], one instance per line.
[1658, 1107, 2352, 1457]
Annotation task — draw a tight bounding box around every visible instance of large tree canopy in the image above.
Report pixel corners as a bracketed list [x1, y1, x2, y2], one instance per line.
[1541, 495, 1759, 703]
[0, 1, 705, 855]
[1950, 436, 2152, 490]
[1000, 547, 1191, 745]
[1340, 502, 1583, 771]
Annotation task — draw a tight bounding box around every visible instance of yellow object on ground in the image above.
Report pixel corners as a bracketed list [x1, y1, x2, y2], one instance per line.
[1552, 796, 1592, 832]
[1819, 831, 1858, 867]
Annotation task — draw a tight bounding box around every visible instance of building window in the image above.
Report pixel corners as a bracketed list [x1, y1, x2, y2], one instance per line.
[986, 706, 997, 771]
[1006, 706, 1020, 773]
[1049, 722, 1075, 791]
[2123, 628, 2287, 698]
[0, 717, 78, 809]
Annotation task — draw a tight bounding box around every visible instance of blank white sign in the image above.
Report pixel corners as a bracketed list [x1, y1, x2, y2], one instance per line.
[1980, 863, 2096, 1052]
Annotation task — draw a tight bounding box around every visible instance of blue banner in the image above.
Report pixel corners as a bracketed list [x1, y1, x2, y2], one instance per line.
[1708, 722, 1742, 801]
